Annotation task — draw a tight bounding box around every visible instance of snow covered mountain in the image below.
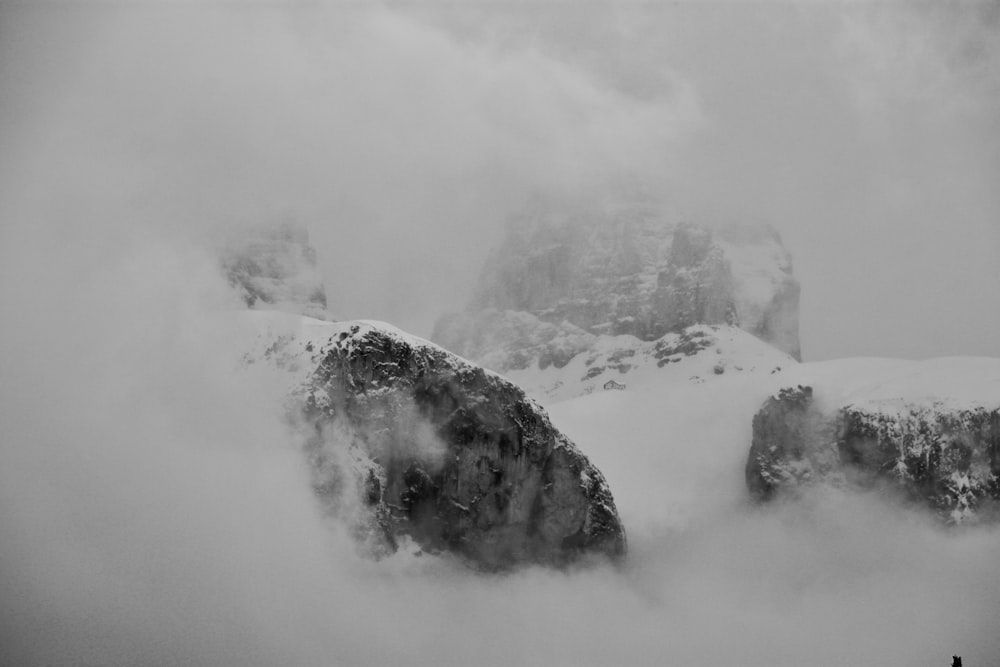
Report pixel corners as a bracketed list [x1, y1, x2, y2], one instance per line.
[747, 358, 1000, 523]
[464, 310, 1000, 529]
[214, 209, 1000, 560]
[219, 303, 1000, 660]
[434, 193, 801, 369]
[235, 310, 625, 568]
[218, 221, 330, 320]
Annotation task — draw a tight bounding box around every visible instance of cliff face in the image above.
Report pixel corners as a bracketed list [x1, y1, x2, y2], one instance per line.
[242, 315, 626, 569]
[434, 197, 800, 372]
[747, 378, 1000, 523]
[219, 221, 329, 319]
[654, 224, 738, 334]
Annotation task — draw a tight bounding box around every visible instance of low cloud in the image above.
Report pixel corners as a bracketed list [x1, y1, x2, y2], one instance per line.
[2, 2, 999, 665]
[2, 232, 998, 663]
[1, 2, 699, 336]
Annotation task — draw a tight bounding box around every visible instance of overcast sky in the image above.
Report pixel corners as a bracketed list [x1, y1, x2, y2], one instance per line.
[2, 1, 998, 361]
[2, 3, 1000, 665]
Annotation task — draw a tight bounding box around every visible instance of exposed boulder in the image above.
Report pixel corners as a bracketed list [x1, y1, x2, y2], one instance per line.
[434, 194, 800, 373]
[219, 221, 330, 319]
[746, 361, 1000, 523]
[745, 385, 836, 501]
[243, 314, 626, 568]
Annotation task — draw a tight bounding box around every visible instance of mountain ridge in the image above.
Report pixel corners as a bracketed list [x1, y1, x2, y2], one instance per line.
[435, 197, 800, 375]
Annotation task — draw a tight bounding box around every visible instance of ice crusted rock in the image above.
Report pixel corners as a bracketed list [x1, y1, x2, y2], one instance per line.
[219, 221, 330, 319]
[243, 314, 626, 568]
[434, 194, 800, 373]
[746, 360, 1000, 523]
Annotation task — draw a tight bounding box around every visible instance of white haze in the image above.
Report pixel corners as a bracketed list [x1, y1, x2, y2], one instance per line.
[4, 1, 997, 360]
[2, 1, 999, 666]
[3, 225, 999, 665]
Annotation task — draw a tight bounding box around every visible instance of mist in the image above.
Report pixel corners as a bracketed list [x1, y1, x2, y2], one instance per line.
[6, 1, 997, 359]
[2, 1, 1000, 665]
[3, 225, 998, 663]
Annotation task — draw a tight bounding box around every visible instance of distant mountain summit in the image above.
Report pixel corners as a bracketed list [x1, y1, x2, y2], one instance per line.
[434, 194, 801, 375]
[219, 221, 330, 320]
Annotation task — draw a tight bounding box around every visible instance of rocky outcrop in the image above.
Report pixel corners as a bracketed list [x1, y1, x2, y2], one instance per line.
[434, 194, 800, 373]
[654, 224, 738, 334]
[245, 315, 625, 568]
[747, 384, 1000, 523]
[219, 221, 329, 319]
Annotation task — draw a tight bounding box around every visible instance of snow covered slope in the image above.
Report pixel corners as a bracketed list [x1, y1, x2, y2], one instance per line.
[218, 309, 1000, 662]
[502, 324, 796, 403]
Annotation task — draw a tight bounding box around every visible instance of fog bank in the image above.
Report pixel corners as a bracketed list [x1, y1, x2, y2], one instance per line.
[2, 210, 999, 665]
[3, 1, 998, 359]
[2, 2, 1000, 665]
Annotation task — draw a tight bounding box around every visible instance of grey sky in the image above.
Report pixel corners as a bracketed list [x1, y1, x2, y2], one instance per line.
[2, 4, 1000, 664]
[2, 1, 998, 362]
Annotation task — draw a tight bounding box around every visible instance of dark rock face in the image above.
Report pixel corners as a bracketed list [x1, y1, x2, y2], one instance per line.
[654, 224, 737, 333]
[747, 387, 1000, 523]
[219, 221, 329, 319]
[295, 323, 626, 568]
[434, 196, 800, 372]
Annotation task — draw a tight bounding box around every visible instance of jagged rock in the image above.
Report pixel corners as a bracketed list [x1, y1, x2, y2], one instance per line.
[434, 194, 800, 372]
[746, 376, 1000, 523]
[243, 314, 626, 568]
[219, 221, 330, 319]
[654, 223, 737, 333]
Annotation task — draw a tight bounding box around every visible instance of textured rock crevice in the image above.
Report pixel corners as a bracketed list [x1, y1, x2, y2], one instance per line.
[747, 386, 1000, 523]
[434, 196, 800, 373]
[219, 221, 330, 320]
[289, 322, 626, 569]
[653, 223, 738, 334]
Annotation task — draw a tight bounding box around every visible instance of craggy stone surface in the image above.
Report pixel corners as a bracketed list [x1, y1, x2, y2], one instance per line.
[434, 195, 800, 372]
[289, 322, 626, 568]
[746, 386, 1000, 523]
[219, 221, 329, 319]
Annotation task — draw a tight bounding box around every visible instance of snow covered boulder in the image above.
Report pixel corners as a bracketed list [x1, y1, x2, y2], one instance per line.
[746, 359, 1000, 523]
[244, 314, 625, 568]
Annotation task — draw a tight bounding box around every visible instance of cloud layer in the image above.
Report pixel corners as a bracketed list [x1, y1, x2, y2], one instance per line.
[3, 2, 997, 358]
[2, 3, 999, 665]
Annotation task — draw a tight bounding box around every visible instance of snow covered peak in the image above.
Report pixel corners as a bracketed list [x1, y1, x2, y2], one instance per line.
[218, 221, 331, 320]
[748, 357, 1000, 523]
[434, 196, 800, 380]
